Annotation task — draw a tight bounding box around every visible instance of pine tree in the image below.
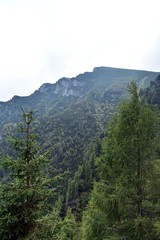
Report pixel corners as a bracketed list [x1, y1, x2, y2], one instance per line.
[0, 110, 52, 240]
[82, 82, 160, 240]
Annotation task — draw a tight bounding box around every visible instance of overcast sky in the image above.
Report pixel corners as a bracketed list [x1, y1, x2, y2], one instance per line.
[0, 0, 160, 101]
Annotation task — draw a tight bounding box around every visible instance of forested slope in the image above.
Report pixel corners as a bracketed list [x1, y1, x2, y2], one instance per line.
[0, 67, 158, 175]
[0, 67, 160, 239]
[0, 67, 159, 210]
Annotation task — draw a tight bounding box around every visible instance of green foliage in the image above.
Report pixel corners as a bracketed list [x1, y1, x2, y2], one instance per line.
[82, 81, 160, 240]
[65, 141, 101, 220]
[58, 208, 80, 240]
[82, 182, 109, 240]
[39, 100, 115, 176]
[0, 71, 160, 239]
[0, 110, 53, 240]
[23, 207, 80, 240]
[23, 208, 62, 240]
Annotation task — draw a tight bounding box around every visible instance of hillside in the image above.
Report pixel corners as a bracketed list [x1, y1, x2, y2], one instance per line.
[143, 73, 160, 105]
[0, 67, 159, 175]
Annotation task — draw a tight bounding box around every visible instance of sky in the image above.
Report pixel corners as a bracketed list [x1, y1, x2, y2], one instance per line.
[0, 0, 160, 101]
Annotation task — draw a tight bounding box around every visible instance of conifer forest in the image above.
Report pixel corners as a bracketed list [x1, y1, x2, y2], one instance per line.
[1, 68, 160, 239]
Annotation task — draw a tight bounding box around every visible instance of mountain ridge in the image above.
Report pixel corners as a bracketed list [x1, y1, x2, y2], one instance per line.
[1, 66, 159, 104]
[0, 66, 159, 177]
[36, 66, 159, 98]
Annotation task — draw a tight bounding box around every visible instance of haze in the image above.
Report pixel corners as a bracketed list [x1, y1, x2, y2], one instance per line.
[0, 0, 160, 101]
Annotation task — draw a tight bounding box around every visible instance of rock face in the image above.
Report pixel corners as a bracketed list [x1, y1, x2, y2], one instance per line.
[38, 83, 53, 93]
[53, 77, 85, 97]
[35, 66, 159, 99]
[0, 67, 158, 137]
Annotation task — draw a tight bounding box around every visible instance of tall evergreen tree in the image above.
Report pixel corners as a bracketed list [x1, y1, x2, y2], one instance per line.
[0, 110, 52, 240]
[82, 82, 160, 240]
[58, 208, 79, 240]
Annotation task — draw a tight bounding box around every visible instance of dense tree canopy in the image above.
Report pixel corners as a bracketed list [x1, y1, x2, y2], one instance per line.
[0, 110, 52, 240]
[82, 82, 160, 239]
[1, 80, 160, 239]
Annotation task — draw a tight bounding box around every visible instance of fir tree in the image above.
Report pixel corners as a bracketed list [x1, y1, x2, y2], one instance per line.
[0, 110, 52, 240]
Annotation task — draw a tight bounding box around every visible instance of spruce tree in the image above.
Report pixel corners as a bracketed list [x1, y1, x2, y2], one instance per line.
[82, 82, 160, 239]
[0, 110, 51, 240]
